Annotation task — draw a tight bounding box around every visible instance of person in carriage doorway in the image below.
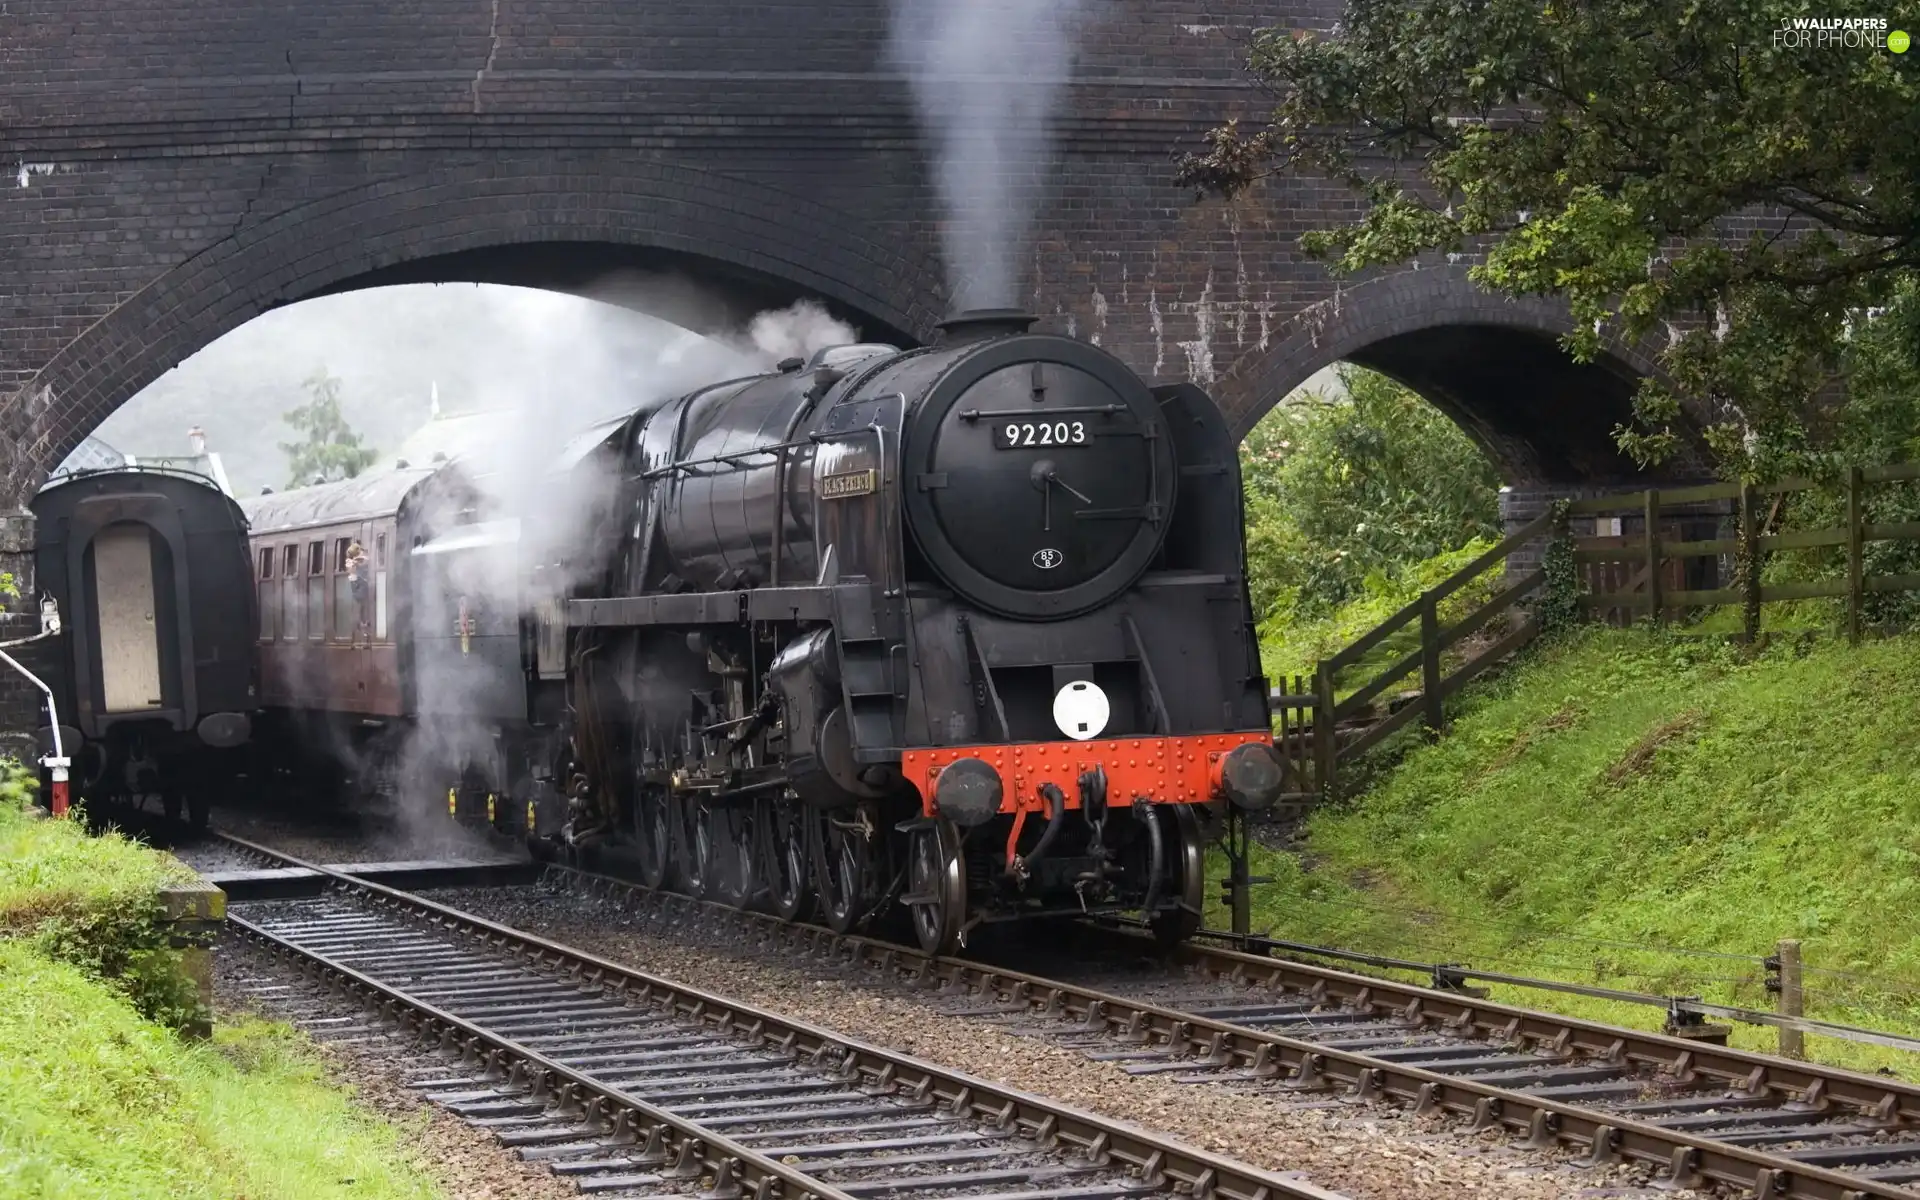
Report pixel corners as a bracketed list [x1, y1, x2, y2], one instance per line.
[346, 540, 371, 646]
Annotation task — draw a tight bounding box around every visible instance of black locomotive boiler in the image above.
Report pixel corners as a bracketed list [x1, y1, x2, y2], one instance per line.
[26, 467, 257, 825]
[553, 310, 1284, 953]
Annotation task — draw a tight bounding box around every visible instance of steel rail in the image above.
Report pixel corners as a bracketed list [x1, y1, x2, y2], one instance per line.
[528, 860, 1920, 1200]
[212, 834, 1343, 1200]
[233, 911, 861, 1200]
[1191, 925, 1920, 1058]
[206, 832, 1920, 1198]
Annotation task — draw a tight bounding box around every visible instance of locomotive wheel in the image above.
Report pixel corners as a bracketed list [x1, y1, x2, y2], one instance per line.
[906, 819, 966, 955]
[712, 804, 757, 911]
[1149, 806, 1206, 949]
[764, 800, 813, 923]
[632, 786, 672, 891]
[813, 807, 876, 934]
[680, 798, 715, 899]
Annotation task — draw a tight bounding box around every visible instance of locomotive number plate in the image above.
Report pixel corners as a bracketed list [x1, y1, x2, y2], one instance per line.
[819, 468, 876, 499]
[994, 419, 1090, 449]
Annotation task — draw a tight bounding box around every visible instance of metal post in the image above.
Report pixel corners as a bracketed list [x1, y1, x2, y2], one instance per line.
[1229, 809, 1251, 940]
[1739, 482, 1761, 644]
[1644, 489, 1663, 625]
[1777, 938, 1805, 1059]
[0, 642, 68, 817]
[1847, 466, 1864, 645]
[1313, 663, 1336, 799]
[1419, 593, 1444, 733]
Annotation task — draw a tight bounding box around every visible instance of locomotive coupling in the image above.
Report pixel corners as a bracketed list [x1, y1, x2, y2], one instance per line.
[1216, 741, 1286, 811]
[931, 756, 1002, 827]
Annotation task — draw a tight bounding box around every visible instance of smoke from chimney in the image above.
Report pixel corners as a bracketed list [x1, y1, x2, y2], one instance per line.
[887, 0, 1089, 312]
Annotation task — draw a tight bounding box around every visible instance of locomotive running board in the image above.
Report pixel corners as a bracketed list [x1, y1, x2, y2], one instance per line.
[569, 584, 846, 628]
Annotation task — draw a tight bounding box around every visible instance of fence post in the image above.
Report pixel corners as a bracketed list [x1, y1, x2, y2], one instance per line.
[1847, 466, 1865, 645]
[1313, 662, 1337, 799]
[1644, 488, 1663, 626]
[1776, 937, 1805, 1059]
[1739, 481, 1761, 643]
[1419, 593, 1444, 733]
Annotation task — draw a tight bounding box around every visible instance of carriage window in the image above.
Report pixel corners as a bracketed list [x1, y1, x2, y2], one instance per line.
[334, 572, 356, 639]
[308, 572, 325, 640]
[282, 545, 297, 576]
[259, 548, 273, 579]
[335, 538, 351, 571]
[375, 535, 387, 567]
[258, 580, 277, 641]
[375, 570, 388, 640]
[282, 575, 301, 641]
[308, 541, 323, 576]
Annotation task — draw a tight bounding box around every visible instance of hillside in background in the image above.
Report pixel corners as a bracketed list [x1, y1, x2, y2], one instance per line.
[1225, 626, 1920, 1075]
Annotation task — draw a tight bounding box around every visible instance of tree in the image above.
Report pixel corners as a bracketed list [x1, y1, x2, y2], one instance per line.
[280, 369, 377, 488]
[1177, 1, 1920, 481]
[1241, 365, 1502, 622]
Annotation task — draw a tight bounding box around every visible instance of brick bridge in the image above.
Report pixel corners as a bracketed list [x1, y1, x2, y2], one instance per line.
[0, 0, 1696, 742]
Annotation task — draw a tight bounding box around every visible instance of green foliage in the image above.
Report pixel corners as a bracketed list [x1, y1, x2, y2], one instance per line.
[1225, 628, 1920, 1075]
[1179, 0, 1920, 480]
[1534, 503, 1581, 635]
[1260, 537, 1503, 694]
[1, 571, 16, 600]
[1240, 365, 1501, 626]
[0, 768, 203, 1028]
[280, 368, 378, 488]
[0, 941, 443, 1199]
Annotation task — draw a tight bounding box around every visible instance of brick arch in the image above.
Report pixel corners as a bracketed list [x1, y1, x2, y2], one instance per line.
[1207, 266, 1705, 487]
[1, 157, 948, 505]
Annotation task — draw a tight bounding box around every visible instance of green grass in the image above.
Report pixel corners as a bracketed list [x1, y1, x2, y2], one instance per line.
[1259, 537, 1503, 698]
[1217, 627, 1920, 1075]
[0, 941, 444, 1200]
[0, 763, 203, 1025]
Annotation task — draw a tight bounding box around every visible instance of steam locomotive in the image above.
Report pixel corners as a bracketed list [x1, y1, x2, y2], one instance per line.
[79, 307, 1281, 953]
[544, 310, 1283, 952]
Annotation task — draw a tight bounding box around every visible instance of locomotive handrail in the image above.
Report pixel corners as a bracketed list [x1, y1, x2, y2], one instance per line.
[638, 438, 812, 480]
[958, 403, 1129, 421]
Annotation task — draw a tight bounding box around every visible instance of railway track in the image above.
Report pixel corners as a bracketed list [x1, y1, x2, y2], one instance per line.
[209, 834, 1342, 1200]
[522, 857, 1920, 1200]
[198, 831, 1920, 1198]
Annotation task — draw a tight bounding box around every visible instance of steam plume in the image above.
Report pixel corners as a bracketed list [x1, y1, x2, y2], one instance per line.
[887, 0, 1089, 311]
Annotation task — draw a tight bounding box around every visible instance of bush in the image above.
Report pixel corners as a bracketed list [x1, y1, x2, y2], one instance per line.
[1241, 364, 1502, 625]
[0, 762, 203, 1028]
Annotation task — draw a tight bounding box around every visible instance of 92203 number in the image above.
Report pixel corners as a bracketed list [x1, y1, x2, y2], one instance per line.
[994, 420, 1088, 450]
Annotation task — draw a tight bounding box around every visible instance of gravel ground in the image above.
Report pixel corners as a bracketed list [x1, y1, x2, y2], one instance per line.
[431, 884, 1698, 1200]
[215, 939, 576, 1200]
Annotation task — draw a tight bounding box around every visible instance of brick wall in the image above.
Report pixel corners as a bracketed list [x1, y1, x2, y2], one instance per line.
[0, 0, 1714, 510]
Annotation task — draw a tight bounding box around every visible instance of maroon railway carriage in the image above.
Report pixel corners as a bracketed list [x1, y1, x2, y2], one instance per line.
[239, 466, 500, 809]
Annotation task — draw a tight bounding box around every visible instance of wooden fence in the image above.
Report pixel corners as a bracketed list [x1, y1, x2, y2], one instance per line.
[1269, 509, 1559, 802]
[1269, 461, 1920, 804]
[1570, 462, 1920, 642]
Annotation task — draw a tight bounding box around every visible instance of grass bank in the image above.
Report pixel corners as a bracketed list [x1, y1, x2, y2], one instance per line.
[1217, 629, 1920, 1075]
[0, 941, 443, 1200]
[0, 765, 203, 1025]
[0, 763, 448, 1198]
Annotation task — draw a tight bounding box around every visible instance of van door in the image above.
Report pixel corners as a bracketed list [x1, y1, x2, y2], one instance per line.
[94, 523, 163, 712]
